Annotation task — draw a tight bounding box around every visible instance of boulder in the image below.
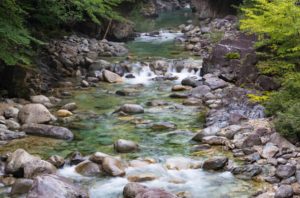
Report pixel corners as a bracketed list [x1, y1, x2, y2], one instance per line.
[119, 104, 144, 114]
[127, 174, 157, 182]
[231, 165, 262, 179]
[88, 60, 112, 77]
[75, 160, 102, 177]
[201, 136, 228, 145]
[56, 109, 73, 117]
[10, 179, 33, 195]
[61, 102, 77, 111]
[182, 98, 203, 106]
[114, 139, 139, 153]
[47, 155, 65, 168]
[276, 165, 296, 179]
[81, 80, 89, 87]
[89, 152, 109, 164]
[102, 157, 125, 177]
[123, 183, 177, 198]
[204, 76, 228, 90]
[6, 149, 40, 175]
[192, 126, 221, 141]
[181, 77, 199, 87]
[275, 185, 293, 198]
[111, 21, 135, 41]
[22, 123, 74, 140]
[3, 107, 19, 119]
[6, 119, 20, 130]
[0, 128, 25, 140]
[102, 70, 123, 83]
[171, 85, 192, 91]
[6, 149, 56, 178]
[261, 143, 279, 159]
[27, 174, 88, 198]
[67, 151, 85, 165]
[18, 104, 56, 124]
[242, 134, 262, 148]
[190, 85, 211, 98]
[23, 160, 57, 178]
[123, 183, 148, 198]
[30, 95, 50, 104]
[202, 156, 228, 171]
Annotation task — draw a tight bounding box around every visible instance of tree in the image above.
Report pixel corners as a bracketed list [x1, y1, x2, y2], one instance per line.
[240, 0, 300, 59]
[0, 0, 128, 66]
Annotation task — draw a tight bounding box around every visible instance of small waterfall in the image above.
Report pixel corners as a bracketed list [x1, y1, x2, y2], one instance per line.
[136, 30, 184, 43]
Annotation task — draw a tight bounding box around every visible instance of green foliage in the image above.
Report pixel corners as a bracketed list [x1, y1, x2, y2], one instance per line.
[274, 102, 300, 138]
[256, 60, 296, 76]
[247, 93, 270, 103]
[240, 0, 300, 59]
[0, 0, 127, 66]
[225, 52, 241, 60]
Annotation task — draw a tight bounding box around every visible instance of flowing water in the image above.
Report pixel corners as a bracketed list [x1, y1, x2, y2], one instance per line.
[0, 9, 266, 198]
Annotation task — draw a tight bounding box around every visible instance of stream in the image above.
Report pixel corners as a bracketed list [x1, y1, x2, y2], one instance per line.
[0, 9, 265, 198]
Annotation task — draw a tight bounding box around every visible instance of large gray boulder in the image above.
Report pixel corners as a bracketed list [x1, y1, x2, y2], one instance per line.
[18, 104, 56, 124]
[27, 174, 88, 198]
[22, 123, 73, 140]
[102, 70, 123, 83]
[202, 156, 228, 171]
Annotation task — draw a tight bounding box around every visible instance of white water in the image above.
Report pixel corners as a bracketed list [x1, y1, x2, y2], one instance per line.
[57, 157, 250, 198]
[135, 30, 184, 43]
[123, 60, 202, 85]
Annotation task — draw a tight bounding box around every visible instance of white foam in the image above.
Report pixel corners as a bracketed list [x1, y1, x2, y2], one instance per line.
[136, 30, 183, 43]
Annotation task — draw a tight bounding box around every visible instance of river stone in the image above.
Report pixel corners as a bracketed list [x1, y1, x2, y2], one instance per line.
[231, 165, 262, 179]
[242, 134, 262, 148]
[182, 98, 203, 106]
[89, 60, 111, 77]
[172, 85, 192, 91]
[102, 157, 125, 177]
[0, 128, 25, 140]
[6, 119, 20, 130]
[27, 174, 88, 198]
[276, 165, 296, 179]
[75, 160, 102, 177]
[102, 70, 123, 83]
[10, 178, 33, 195]
[202, 157, 228, 171]
[127, 174, 157, 182]
[30, 95, 50, 104]
[81, 80, 89, 87]
[120, 104, 144, 114]
[275, 185, 293, 198]
[136, 188, 177, 198]
[262, 143, 279, 159]
[292, 183, 300, 195]
[3, 107, 19, 119]
[190, 85, 211, 98]
[89, 152, 109, 164]
[114, 139, 139, 153]
[23, 160, 57, 178]
[123, 183, 148, 198]
[204, 76, 228, 90]
[22, 123, 73, 140]
[169, 93, 190, 99]
[18, 104, 56, 124]
[151, 122, 177, 130]
[181, 77, 198, 88]
[56, 109, 73, 117]
[47, 155, 65, 168]
[192, 126, 221, 141]
[0, 124, 7, 130]
[61, 102, 77, 111]
[201, 136, 228, 145]
[67, 151, 85, 165]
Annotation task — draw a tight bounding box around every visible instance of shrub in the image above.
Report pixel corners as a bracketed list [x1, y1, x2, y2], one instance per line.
[225, 52, 241, 60]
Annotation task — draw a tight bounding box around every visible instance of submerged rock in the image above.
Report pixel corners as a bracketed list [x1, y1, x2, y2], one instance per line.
[22, 123, 74, 140]
[18, 104, 56, 124]
[56, 109, 73, 117]
[27, 174, 88, 198]
[114, 139, 139, 153]
[119, 104, 144, 114]
[0, 128, 25, 141]
[61, 102, 77, 111]
[151, 122, 177, 130]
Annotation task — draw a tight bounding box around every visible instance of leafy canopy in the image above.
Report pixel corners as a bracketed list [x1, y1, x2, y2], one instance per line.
[0, 0, 127, 66]
[240, 0, 300, 58]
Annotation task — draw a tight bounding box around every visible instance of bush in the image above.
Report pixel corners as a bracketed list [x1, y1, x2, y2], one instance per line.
[225, 52, 241, 60]
[274, 102, 300, 138]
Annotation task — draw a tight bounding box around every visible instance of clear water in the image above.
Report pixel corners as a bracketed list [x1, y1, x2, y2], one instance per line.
[0, 9, 267, 198]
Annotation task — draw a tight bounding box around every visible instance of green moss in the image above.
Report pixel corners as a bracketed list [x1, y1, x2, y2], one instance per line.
[225, 52, 241, 60]
[247, 93, 270, 103]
